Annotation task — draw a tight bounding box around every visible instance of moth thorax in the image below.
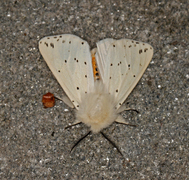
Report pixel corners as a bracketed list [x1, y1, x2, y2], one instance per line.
[76, 89, 118, 133]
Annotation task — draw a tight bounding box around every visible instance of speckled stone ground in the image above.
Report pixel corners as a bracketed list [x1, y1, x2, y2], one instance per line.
[0, 0, 188, 179]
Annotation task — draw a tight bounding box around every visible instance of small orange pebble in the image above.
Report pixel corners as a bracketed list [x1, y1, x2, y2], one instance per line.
[42, 92, 55, 108]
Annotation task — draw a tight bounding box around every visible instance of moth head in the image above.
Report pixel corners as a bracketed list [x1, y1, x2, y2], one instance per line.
[76, 82, 118, 133]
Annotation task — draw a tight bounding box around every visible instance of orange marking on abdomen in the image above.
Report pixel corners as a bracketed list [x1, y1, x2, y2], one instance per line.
[92, 54, 100, 80]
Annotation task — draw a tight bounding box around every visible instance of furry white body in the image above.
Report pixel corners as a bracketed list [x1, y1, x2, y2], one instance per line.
[39, 34, 153, 133]
[76, 81, 118, 133]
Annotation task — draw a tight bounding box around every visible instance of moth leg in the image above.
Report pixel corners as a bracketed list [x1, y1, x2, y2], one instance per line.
[116, 106, 139, 114]
[65, 120, 82, 129]
[125, 108, 139, 114]
[115, 115, 137, 127]
[55, 95, 75, 108]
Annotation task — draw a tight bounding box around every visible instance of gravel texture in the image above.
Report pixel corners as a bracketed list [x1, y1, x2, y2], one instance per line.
[0, 0, 188, 179]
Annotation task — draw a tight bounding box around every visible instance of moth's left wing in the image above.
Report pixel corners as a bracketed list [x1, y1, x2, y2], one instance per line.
[39, 34, 94, 109]
[95, 38, 153, 109]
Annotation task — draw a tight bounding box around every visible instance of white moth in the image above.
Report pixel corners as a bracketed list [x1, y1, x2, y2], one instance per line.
[39, 34, 153, 133]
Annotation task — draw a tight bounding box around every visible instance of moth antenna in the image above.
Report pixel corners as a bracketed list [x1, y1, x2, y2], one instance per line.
[100, 131, 123, 157]
[65, 122, 82, 129]
[71, 131, 91, 152]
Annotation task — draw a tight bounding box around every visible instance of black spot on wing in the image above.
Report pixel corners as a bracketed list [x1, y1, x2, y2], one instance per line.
[50, 43, 54, 48]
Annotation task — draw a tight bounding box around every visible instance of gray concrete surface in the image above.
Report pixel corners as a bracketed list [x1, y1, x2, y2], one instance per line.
[0, 0, 188, 179]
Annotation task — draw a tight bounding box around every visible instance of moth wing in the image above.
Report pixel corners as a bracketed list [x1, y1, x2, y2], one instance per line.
[95, 38, 153, 109]
[39, 34, 94, 109]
